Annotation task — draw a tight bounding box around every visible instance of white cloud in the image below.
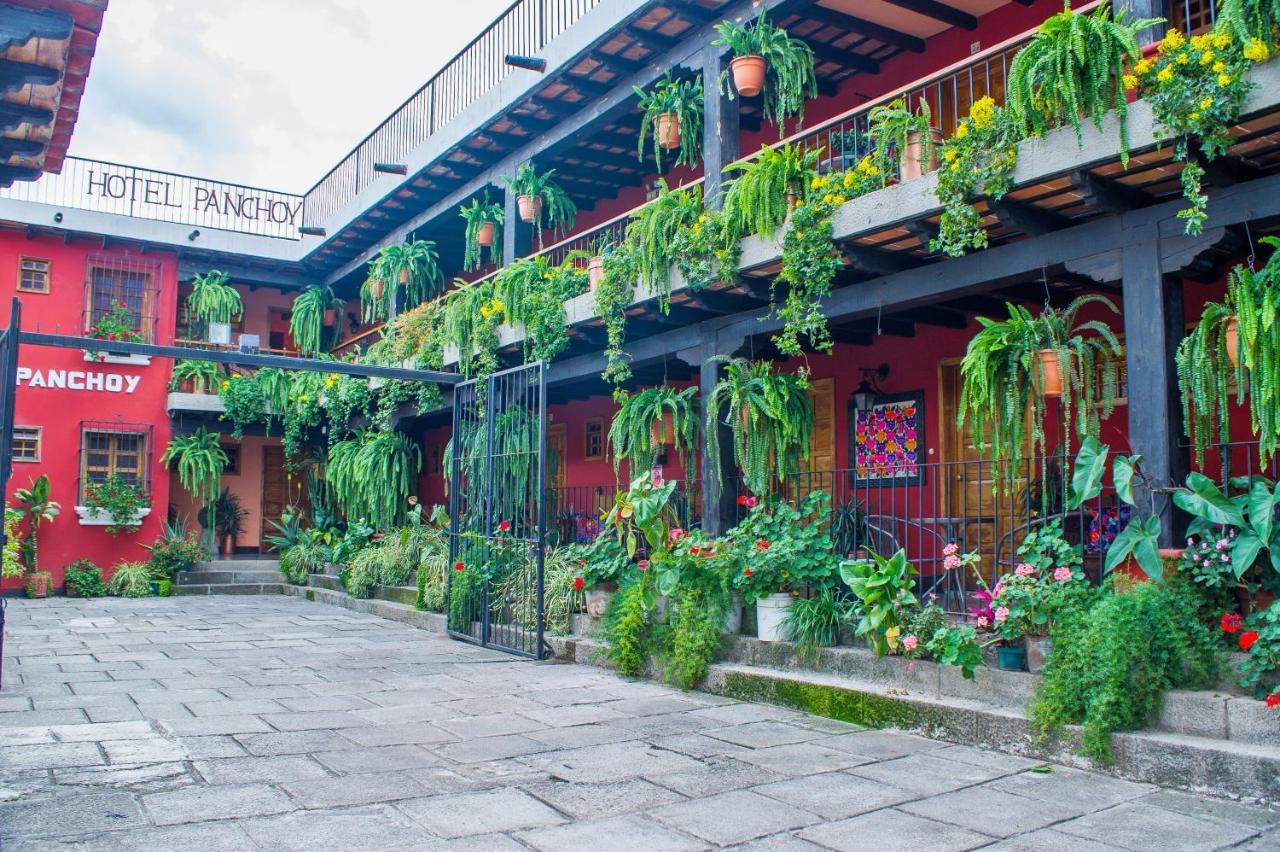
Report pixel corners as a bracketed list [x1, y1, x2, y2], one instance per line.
[71, 0, 517, 193]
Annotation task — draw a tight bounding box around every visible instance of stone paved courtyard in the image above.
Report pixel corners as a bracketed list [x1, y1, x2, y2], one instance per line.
[0, 597, 1277, 851]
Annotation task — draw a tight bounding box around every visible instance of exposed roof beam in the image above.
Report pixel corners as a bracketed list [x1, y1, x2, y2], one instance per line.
[0, 101, 53, 131]
[796, 5, 926, 52]
[882, 0, 977, 30]
[0, 5, 73, 52]
[805, 38, 880, 74]
[0, 58, 59, 94]
[1069, 170, 1152, 213]
[991, 198, 1072, 236]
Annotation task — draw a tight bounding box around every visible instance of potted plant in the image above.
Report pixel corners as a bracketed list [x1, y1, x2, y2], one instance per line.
[722, 143, 820, 239]
[460, 192, 504, 272]
[63, 559, 107, 598]
[713, 9, 818, 131]
[107, 561, 153, 597]
[185, 269, 242, 342]
[212, 487, 247, 557]
[1006, 2, 1158, 161]
[608, 386, 699, 483]
[82, 474, 149, 536]
[635, 72, 704, 172]
[957, 295, 1123, 482]
[24, 570, 52, 598]
[567, 536, 629, 618]
[727, 492, 839, 641]
[839, 548, 919, 655]
[1177, 238, 1280, 468]
[706, 358, 814, 498]
[868, 97, 937, 181]
[504, 164, 576, 248]
[15, 474, 59, 571]
[170, 359, 220, 394]
[85, 301, 143, 359]
[161, 427, 228, 553]
[586, 235, 615, 292]
[290, 284, 344, 356]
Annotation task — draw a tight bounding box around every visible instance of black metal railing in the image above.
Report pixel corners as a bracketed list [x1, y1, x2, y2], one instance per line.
[545, 479, 701, 546]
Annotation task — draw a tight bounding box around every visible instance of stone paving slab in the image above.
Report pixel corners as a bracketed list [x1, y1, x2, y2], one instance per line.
[1, 596, 1277, 849]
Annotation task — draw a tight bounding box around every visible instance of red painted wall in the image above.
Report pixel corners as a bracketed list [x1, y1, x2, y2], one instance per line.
[0, 229, 179, 590]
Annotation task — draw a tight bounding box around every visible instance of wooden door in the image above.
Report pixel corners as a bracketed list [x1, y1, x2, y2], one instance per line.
[261, 446, 297, 551]
[801, 378, 836, 500]
[548, 424, 567, 490]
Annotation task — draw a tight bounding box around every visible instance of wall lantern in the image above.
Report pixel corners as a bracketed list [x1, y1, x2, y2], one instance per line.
[851, 363, 890, 414]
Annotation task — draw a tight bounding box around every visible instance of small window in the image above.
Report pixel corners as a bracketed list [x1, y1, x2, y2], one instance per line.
[83, 254, 160, 343]
[79, 424, 150, 502]
[12, 426, 41, 462]
[18, 258, 50, 293]
[584, 417, 605, 461]
[222, 444, 241, 475]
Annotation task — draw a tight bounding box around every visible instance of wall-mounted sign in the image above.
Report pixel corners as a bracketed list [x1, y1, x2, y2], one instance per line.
[17, 367, 141, 394]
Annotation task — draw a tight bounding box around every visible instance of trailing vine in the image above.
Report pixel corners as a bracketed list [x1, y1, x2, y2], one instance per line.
[932, 96, 1020, 257]
[706, 357, 813, 496]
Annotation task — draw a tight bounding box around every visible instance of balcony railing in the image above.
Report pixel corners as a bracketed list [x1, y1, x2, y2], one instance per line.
[0, 156, 304, 240]
[302, 0, 603, 228]
[547, 480, 700, 547]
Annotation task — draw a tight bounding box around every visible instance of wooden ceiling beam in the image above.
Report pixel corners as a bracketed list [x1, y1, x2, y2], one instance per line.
[805, 37, 880, 74]
[882, 0, 977, 30]
[796, 6, 926, 52]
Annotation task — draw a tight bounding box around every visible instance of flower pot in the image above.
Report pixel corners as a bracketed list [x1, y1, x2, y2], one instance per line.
[1025, 636, 1052, 674]
[323, 308, 338, 326]
[1115, 548, 1184, 586]
[723, 594, 744, 635]
[588, 255, 605, 291]
[517, 194, 542, 225]
[586, 581, 617, 619]
[650, 412, 676, 447]
[369, 278, 385, 300]
[178, 377, 196, 394]
[996, 644, 1026, 671]
[1225, 316, 1239, 368]
[655, 112, 681, 150]
[476, 220, 496, 248]
[900, 129, 942, 181]
[220, 534, 236, 558]
[25, 572, 50, 599]
[755, 593, 793, 642]
[399, 268, 409, 285]
[730, 55, 767, 97]
[1038, 349, 1063, 397]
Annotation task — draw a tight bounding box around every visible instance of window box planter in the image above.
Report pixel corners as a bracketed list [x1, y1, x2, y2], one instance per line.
[84, 351, 151, 366]
[75, 505, 151, 527]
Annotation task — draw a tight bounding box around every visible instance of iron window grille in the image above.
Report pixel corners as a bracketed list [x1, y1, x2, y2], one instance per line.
[77, 421, 153, 504]
[82, 253, 162, 343]
[584, 417, 604, 461]
[17, 258, 50, 294]
[12, 426, 41, 463]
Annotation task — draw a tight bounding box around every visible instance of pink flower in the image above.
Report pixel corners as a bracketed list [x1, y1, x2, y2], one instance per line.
[1053, 567, 1072, 581]
[977, 616, 990, 629]
[745, 496, 758, 508]
[943, 555, 962, 570]
[902, 634, 918, 651]
[993, 580, 1005, 596]
[1217, 538, 1230, 550]
[669, 528, 685, 542]
[994, 607, 1010, 623]
[1015, 563, 1034, 577]
[943, 543, 959, 556]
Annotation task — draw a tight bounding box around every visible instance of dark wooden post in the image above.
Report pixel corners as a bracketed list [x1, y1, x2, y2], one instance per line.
[701, 44, 739, 210]
[1121, 225, 1186, 544]
[682, 330, 742, 536]
[502, 171, 530, 266]
[1115, 0, 1169, 46]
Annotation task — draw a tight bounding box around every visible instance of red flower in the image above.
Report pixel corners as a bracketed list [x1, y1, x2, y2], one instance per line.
[1267, 690, 1280, 708]
[454, 560, 465, 572]
[1222, 613, 1244, 634]
[637, 559, 648, 571]
[372, 532, 384, 540]
[690, 546, 700, 556]
[1240, 630, 1260, 652]
[573, 577, 584, 591]
[744, 568, 754, 578]
[755, 538, 770, 552]
[737, 495, 748, 506]
[497, 520, 511, 532]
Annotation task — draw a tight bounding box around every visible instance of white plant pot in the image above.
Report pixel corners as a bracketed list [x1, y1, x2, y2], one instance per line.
[722, 594, 744, 635]
[75, 506, 151, 527]
[207, 322, 232, 345]
[755, 593, 793, 642]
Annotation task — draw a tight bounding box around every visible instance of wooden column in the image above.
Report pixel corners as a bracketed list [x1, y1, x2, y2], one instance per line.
[502, 172, 532, 266]
[701, 44, 739, 210]
[1121, 224, 1186, 544]
[682, 330, 743, 536]
[1116, 0, 1168, 46]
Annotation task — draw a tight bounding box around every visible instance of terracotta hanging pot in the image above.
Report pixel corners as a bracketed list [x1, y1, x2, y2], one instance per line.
[900, 128, 943, 181]
[1038, 348, 1063, 397]
[369, 278, 385, 300]
[1225, 316, 1240, 368]
[476, 220, 496, 248]
[651, 412, 676, 447]
[730, 55, 767, 97]
[517, 194, 542, 224]
[655, 112, 681, 150]
[588, 255, 605, 290]
[323, 308, 338, 326]
[399, 268, 410, 285]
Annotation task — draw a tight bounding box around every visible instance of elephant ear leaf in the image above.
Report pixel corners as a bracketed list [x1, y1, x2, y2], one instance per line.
[1113, 453, 1141, 507]
[1068, 437, 1109, 509]
[1105, 516, 1163, 580]
[1172, 473, 1244, 526]
[1233, 530, 1264, 579]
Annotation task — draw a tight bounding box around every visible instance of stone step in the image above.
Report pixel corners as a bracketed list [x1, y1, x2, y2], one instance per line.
[172, 583, 287, 596]
[306, 573, 417, 606]
[194, 559, 281, 572]
[1158, 688, 1279, 747]
[175, 570, 287, 585]
[281, 583, 445, 632]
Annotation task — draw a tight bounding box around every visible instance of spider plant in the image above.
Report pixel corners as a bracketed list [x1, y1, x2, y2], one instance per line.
[635, 72, 704, 172]
[185, 269, 242, 337]
[722, 143, 819, 241]
[327, 429, 422, 530]
[170, 359, 220, 394]
[713, 9, 818, 132]
[459, 192, 504, 272]
[783, 587, 858, 664]
[364, 239, 442, 322]
[706, 357, 813, 497]
[868, 97, 934, 178]
[504, 163, 576, 248]
[608, 386, 700, 482]
[957, 294, 1123, 484]
[289, 284, 343, 356]
[1006, 2, 1160, 162]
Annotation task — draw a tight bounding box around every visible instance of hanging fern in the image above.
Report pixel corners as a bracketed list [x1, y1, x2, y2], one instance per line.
[327, 429, 421, 530]
[290, 285, 342, 356]
[713, 9, 818, 132]
[186, 270, 242, 336]
[459, 192, 504, 272]
[706, 357, 813, 497]
[722, 143, 818, 241]
[627, 181, 703, 311]
[608, 386, 700, 485]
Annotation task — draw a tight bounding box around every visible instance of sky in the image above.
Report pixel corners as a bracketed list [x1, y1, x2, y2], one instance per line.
[70, 0, 516, 193]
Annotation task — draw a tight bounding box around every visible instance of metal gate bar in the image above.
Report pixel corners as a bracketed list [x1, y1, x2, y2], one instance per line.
[446, 362, 548, 659]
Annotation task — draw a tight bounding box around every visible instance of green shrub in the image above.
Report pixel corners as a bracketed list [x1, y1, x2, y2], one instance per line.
[64, 560, 107, 598]
[108, 561, 153, 598]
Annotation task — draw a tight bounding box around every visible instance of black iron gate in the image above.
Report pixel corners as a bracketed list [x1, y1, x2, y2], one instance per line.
[0, 300, 20, 688]
[446, 362, 549, 659]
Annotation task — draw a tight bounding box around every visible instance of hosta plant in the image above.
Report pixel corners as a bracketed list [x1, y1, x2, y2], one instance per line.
[635, 72, 704, 172]
[839, 548, 919, 656]
[706, 357, 813, 497]
[932, 96, 1020, 257]
[713, 9, 818, 131]
[1135, 27, 1263, 235]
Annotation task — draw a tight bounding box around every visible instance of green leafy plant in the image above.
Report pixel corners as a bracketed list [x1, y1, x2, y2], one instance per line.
[1006, 2, 1159, 160]
[1031, 577, 1217, 762]
[363, 239, 443, 322]
[212, 487, 247, 545]
[609, 386, 699, 487]
[161, 428, 229, 536]
[958, 295, 1122, 480]
[868, 97, 934, 177]
[713, 9, 818, 131]
[279, 528, 329, 585]
[440, 279, 503, 378]
[83, 474, 148, 536]
[1136, 27, 1261, 235]
[144, 525, 207, 578]
[594, 241, 640, 394]
[290, 284, 343, 356]
[635, 72, 703, 172]
[493, 254, 588, 363]
[1178, 238, 1280, 467]
[171, 359, 220, 394]
[628, 180, 704, 311]
[604, 572, 650, 677]
[1237, 601, 1280, 699]
[14, 474, 58, 571]
[185, 269, 242, 336]
[327, 429, 422, 530]
[505, 163, 576, 248]
[783, 587, 857, 664]
[839, 548, 919, 656]
[706, 357, 813, 497]
[108, 560, 153, 597]
[1220, 0, 1280, 40]
[63, 559, 107, 597]
[217, 373, 268, 439]
[86, 300, 143, 346]
[563, 535, 630, 589]
[932, 96, 1020, 256]
[459, 192, 504, 272]
[2, 507, 22, 578]
[925, 624, 985, 680]
[725, 492, 839, 602]
[722, 143, 818, 241]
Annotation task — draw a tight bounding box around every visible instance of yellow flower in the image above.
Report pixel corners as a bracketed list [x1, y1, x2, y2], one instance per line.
[810, 176, 824, 190]
[1213, 31, 1231, 49]
[954, 123, 969, 140]
[1213, 61, 1226, 72]
[221, 380, 230, 390]
[1122, 74, 1138, 90]
[843, 171, 857, 188]
[1175, 51, 1190, 64]
[1189, 112, 1200, 121]
[943, 148, 958, 163]
[1191, 34, 1210, 51]
[1245, 37, 1271, 61]
[298, 395, 309, 404]
[1200, 97, 1213, 110]
[1157, 67, 1175, 83]
[1219, 72, 1234, 87]
[1134, 57, 1154, 75]
[950, 162, 960, 171]
[1200, 49, 1215, 65]
[1159, 28, 1185, 54]
[969, 96, 996, 129]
